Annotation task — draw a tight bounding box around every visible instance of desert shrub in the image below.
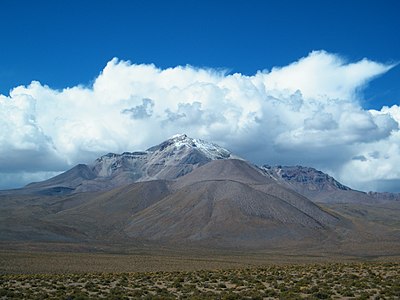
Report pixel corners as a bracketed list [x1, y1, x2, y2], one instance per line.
[221, 291, 240, 300]
[357, 292, 371, 300]
[280, 291, 303, 299]
[0, 288, 10, 297]
[67, 293, 90, 300]
[313, 290, 331, 299]
[243, 290, 263, 300]
[173, 281, 182, 288]
[218, 282, 227, 289]
[264, 288, 278, 297]
[342, 290, 355, 297]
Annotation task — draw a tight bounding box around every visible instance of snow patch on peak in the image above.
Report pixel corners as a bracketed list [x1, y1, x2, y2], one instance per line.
[170, 133, 187, 139]
[191, 138, 231, 160]
[148, 134, 236, 160]
[88, 134, 239, 182]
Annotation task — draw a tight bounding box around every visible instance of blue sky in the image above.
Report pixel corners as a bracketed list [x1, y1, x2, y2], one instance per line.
[1, 0, 399, 109]
[1, 0, 400, 192]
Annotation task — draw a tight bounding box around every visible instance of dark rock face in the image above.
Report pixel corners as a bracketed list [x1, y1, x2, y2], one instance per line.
[259, 165, 400, 204]
[261, 165, 351, 192]
[368, 191, 400, 202]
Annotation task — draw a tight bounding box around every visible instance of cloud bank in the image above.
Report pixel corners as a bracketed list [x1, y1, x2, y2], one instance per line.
[0, 50, 399, 192]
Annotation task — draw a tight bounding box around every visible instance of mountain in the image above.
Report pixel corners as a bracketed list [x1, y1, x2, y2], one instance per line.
[260, 165, 398, 204]
[367, 191, 400, 202]
[1, 134, 399, 254]
[24, 134, 236, 194]
[19, 134, 399, 204]
[261, 165, 351, 192]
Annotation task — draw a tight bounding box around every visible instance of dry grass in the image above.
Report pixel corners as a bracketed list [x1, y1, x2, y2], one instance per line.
[0, 262, 399, 299]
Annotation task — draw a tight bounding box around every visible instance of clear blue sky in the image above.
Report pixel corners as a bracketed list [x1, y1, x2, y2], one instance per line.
[0, 0, 399, 110]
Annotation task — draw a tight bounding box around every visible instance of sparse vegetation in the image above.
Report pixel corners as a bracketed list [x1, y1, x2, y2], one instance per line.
[0, 262, 399, 299]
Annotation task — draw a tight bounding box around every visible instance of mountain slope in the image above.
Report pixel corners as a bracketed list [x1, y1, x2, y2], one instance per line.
[260, 165, 389, 204]
[174, 159, 273, 188]
[24, 164, 97, 195]
[125, 159, 342, 248]
[42, 180, 171, 241]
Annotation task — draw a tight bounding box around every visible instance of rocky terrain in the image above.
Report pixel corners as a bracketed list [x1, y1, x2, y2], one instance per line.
[260, 165, 380, 204]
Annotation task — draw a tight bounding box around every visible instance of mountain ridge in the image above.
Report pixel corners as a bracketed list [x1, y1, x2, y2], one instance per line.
[5, 134, 400, 204]
[0, 135, 399, 253]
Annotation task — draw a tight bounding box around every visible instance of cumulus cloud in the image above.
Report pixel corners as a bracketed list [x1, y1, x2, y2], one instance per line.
[0, 50, 398, 191]
[122, 98, 154, 119]
[263, 51, 393, 100]
[339, 105, 400, 192]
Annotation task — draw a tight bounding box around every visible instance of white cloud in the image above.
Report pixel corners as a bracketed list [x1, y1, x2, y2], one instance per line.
[339, 105, 400, 192]
[0, 51, 398, 191]
[263, 50, 393, 100]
